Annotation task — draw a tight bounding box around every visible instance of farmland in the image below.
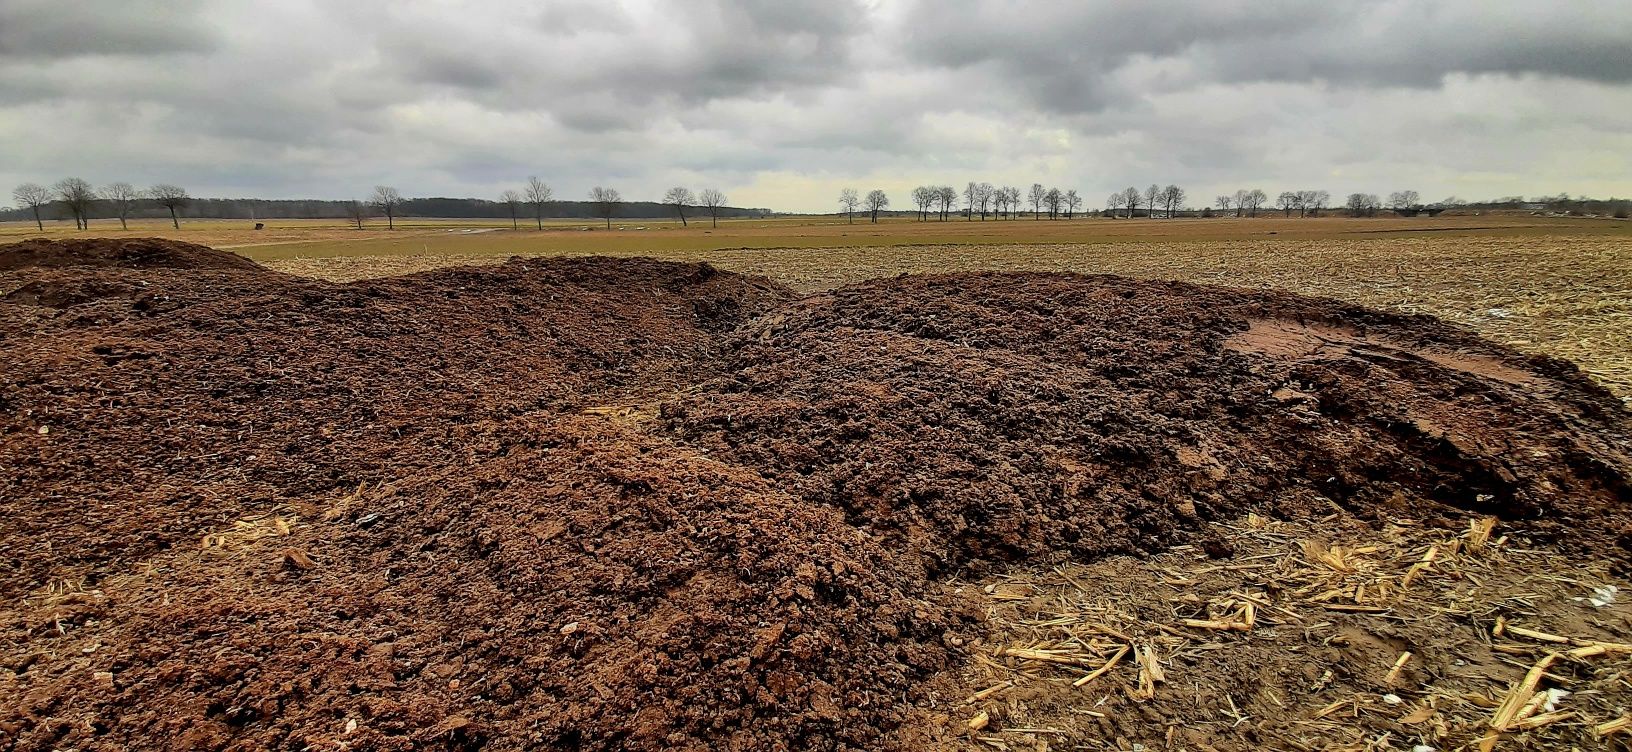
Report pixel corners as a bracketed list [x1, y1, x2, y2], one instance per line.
[3, 223, 1631, 751]
[8, 213, 1631, 398]
[3, 212, 1625, 257]
[6, 215, 1630, 403]
[162, 215, 1629, 403]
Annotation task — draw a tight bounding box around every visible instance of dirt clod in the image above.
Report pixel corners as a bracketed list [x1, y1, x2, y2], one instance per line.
[2, 240, 1628, 751]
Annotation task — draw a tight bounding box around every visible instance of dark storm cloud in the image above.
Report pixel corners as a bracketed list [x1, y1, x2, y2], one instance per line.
[1, 0, 1629, 211]
[365, 0, 866, 123]
[899, 1, 1632, 113]
[0, 0, 218, 59]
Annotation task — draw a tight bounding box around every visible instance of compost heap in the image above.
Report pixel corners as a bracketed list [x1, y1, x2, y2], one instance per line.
[2, 238, 1629, 752]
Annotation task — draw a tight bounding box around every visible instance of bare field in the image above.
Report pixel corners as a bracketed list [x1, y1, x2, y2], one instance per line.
[5, 213, 1627, 257]
[262, 234, 1632, 400]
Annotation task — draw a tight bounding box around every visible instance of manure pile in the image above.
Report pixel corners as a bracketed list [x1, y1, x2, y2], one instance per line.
[2, 238, 1629, 751]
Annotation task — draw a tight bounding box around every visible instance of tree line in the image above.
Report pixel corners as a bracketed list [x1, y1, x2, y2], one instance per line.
[11, 177, 1629, 227]
[481, 181, 733, 231]
[832, 184, 1400, 221]
[12, 179, 192, 231]
[8, 178, 769, 229]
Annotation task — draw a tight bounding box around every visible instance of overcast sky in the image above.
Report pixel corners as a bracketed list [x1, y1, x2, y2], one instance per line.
[3, 0, 1630, 212]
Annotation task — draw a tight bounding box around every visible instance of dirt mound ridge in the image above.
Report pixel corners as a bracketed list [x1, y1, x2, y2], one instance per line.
[663, 272, 1632, 573]
[1, 256, 792, 594]
[0, 237, 267, 272]
[3, 259, 1630, 751]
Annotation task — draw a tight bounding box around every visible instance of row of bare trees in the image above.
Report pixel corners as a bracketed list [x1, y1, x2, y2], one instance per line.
[660, 187, 729, 228]
[1106, 184, 1189, 219]
[12, 180, 191, 231]
[351, 180, 730, 232]
[495, 177, 559, 230]
[1212, 189, 1270, 218]
[837, 188, 891, 223]
[1274, 190, 1331, 217]
[904, 184, 1087, 221]
[1343, 190, 1431, 217]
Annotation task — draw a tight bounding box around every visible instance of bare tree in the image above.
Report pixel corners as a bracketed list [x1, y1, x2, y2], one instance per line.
[976, 182, 995, 220]
[992, 186, 1008, 219]
[500, 189, 523, 230]
[835, 187, 861, 223]
[1387, 190, 1421, 210]
[1276, 191, 1298, 217]
[1065, 189, 1082, 219]
[1298, 190, 1330, 217]
[371, 185, 402, 229]
[1162, 185, 1186, 218]
[1039, 188, 1056, 219]
[590, 186, 622, 229]
[962, 182, 977, 220]
[937, 185, 957, 221]
[911, 186, 933, 221]
[1004, 187, 1021, 218]
[55, 177, 95, 230]
[864, 189, 889, 223]
[345, 200, 370, 229]
[13, 183, 52, 231]
[1346, 193, 1381, 217]
[1215, 194, 1234, 216]
[839, 188, 860, 224]
[1106, 192, 1124, 218]
[100, 182, 141, 230]
[525, 176, 552, 229]
[698, 188, 726, 228]
[1122, 186, 1142, 219]
[150, 183, 191, 229]
[1144, 184, 1161, 219]
[662, 186, 695, 226]
[1028, 183, 1046, 219]
[1244, 189, 1267, 218]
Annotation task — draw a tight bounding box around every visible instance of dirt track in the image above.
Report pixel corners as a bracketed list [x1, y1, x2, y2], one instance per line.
[2, 239, 1630, 751]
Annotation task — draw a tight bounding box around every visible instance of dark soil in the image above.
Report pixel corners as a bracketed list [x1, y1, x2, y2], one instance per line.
[2, 239, 1629, 751]
[0, 237, 266, 273]
[661, 273, 1632, 575]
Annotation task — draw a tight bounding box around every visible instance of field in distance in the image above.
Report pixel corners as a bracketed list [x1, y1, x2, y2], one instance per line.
[3, 212, 1627, 260]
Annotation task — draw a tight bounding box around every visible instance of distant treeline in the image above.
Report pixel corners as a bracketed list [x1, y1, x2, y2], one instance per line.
[0, 196, 773, 223]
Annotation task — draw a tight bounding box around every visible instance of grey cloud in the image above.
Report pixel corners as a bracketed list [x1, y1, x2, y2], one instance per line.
[362, 0, 867, 127]
[0, 0, 218, 59]
[2, 0, 1630, 211]
[897, 1, 1632, 115]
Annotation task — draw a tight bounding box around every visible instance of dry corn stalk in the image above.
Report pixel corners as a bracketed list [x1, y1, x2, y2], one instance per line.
[1302, 540, 1358, 573]
[1467, 517, 1498, 551]
[1384, 651, 1412, 686]
[1598, 715, 1632, 737]
[1134, 644, 1165, 700]
[202, 514, 296, 549]
[1073, 644, 1129, 688]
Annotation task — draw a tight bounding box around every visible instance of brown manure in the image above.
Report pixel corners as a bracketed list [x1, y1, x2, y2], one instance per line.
[2, 245, 1629, 751]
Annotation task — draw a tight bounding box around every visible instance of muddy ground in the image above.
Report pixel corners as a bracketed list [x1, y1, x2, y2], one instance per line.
[2, 238, 1630, 751]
